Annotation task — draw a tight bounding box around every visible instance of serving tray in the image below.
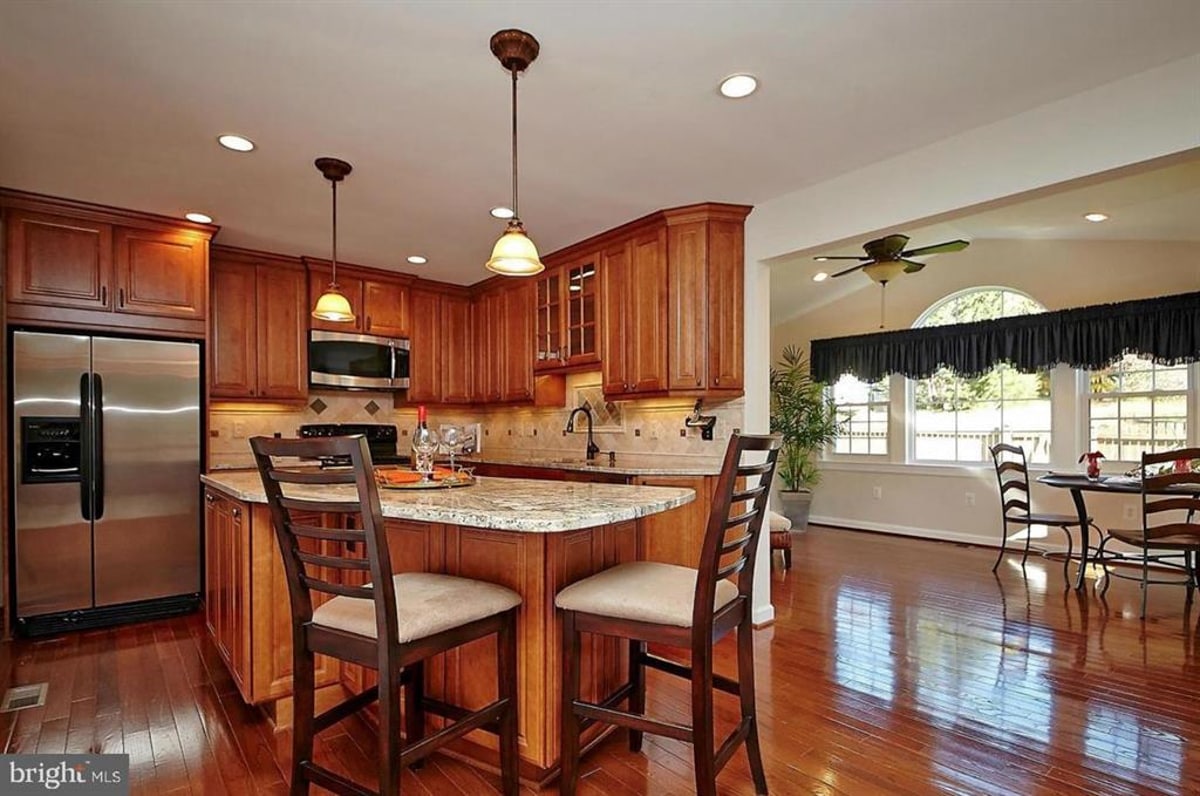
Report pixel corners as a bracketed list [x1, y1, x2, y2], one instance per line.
[374, 467, 476, 490]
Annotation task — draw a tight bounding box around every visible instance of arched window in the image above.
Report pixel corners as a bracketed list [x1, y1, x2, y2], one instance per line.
[911, 288, 1051, 463]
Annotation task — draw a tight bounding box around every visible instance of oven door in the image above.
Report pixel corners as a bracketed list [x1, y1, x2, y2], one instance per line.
[309, 330, 410, 390]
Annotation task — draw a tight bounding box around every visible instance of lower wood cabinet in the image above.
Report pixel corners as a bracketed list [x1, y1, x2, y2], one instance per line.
[202, 488, 339, 705]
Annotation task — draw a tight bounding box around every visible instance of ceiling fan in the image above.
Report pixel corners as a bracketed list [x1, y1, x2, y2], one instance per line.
[814, 233, 970, 327]
[817, 233, 970, 284]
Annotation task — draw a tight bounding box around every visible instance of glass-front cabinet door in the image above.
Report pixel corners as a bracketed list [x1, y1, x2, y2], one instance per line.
[565, 254, 600, 367]
[534, 268, 563, 368]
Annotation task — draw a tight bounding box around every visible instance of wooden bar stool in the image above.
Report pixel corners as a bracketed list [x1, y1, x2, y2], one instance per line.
[556, 432, 782, 796]
[251, 435, 521, 796]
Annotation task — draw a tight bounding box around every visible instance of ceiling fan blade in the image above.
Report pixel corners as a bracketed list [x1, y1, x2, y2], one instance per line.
[902, 259, 926, 273]
[830, 262, 867, 278]
[813, 255, 870, 261]
[902, 239, 970, 258]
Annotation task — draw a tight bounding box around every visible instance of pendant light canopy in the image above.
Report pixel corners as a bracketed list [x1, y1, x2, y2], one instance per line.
[311, 157, 356, 323]
[486, 28, 544, 277]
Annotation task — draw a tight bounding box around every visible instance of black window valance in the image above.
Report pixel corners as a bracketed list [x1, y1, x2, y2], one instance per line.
[809, 290, 1200, 384]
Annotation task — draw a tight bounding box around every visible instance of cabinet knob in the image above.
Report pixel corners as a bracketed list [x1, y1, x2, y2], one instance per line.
[696, 378, 701, 387]
[714, 377, 720, 386]
[232, 508, 241, 519]
[205, 493, 215, 503]
[366, 315, 372, 330]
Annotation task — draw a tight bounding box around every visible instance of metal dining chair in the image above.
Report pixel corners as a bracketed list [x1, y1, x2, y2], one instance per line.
[989, 443, 1093, 581]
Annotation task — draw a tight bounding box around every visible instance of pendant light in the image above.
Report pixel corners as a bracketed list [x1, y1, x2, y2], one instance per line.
[311, 157, 356, 323]
[485, 29, 544, 277]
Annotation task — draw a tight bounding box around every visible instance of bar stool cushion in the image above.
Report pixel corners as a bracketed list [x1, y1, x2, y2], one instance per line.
[555, 561, 739, 627]
[312, 572, 521, 643]
[768, 511, 791, 533]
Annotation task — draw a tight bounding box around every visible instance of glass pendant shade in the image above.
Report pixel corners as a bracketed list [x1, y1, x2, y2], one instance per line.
[312, 285, 355, 322]
[486, 220, 544, 276]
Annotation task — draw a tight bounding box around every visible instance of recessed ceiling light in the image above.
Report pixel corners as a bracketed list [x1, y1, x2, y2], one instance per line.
[217, 134, 255, 152]
[814, 256, 829, 262]
[490, 206, 515, 219]
[719, 74, 758, 99]
[812, 272, 829, 283]
[1083, 212, 1109, 223]
[406, 255, 427, 265]
[184, 212, 212, 224]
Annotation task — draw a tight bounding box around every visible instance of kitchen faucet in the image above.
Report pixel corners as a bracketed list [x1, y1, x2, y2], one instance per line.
[565, 405, 601, 461]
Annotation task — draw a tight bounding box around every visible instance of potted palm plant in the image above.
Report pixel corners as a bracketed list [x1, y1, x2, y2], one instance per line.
[769, 345, 843, 531]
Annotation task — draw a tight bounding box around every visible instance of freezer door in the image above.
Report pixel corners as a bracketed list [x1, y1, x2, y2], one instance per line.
[12, 331, 94, 616]
[91, 337, 201, 606]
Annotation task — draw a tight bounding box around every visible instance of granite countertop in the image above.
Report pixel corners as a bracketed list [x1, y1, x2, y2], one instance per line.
[200, 471, 694, 533]
[458, 452, 724, 477]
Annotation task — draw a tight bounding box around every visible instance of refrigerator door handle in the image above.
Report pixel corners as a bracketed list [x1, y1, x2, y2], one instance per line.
[93, 373, 105, 521]
[79, 373, 93, 521]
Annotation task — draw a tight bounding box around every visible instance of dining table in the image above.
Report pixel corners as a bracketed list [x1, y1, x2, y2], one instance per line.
[1037, 473, 1147, 590]
[1037, 472, 1200, 590]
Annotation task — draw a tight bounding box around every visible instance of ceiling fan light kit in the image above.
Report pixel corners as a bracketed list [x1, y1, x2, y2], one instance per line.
[485, 28, 544, 277]
[813, 232, 971, 328]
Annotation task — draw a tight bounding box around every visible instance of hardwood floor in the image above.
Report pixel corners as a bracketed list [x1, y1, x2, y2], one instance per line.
[2, 525, 1198, 794]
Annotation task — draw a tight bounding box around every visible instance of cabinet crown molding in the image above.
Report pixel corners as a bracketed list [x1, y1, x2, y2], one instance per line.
[0, 187, 218, 238]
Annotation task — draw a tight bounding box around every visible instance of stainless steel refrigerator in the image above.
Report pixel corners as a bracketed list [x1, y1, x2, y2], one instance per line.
[10, 330, 202, 635]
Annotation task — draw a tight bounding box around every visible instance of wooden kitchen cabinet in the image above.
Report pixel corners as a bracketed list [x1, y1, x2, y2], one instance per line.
[502, 280, 535, 402]
[3, 194, 213, 336]
[441, 292, 473, 404]
[634, 475, 714, 568]
[473, 288, 504, 403]
[210, 248, 307, 402]
[307, 262, 410, 337]
[470, 280, 562, 406]
[602, 228, 668, 397]
[113, 226, 207, 321]
[534, 252, 601, 372]
[204, 489, 250, 696]
[407, 287, 442, 403]
[203, 489, 340, 705]
[666, 207, 748, 393]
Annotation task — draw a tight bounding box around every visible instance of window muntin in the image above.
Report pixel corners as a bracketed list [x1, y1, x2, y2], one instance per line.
[911, 288, 1051, 463]
[1089, 354, 1188, 461]
[830, 375, 889, 455]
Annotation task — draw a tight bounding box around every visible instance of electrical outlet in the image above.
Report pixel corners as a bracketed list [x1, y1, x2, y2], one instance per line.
[965, 492, 976, 507]
[232, 421, 246, 439]
[872, 485, 882, 500]
[1122, 504, 1136, 520]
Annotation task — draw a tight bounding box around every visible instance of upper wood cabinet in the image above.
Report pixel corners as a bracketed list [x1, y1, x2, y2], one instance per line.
[306, 262, 410, 337]
[534, 251, 602, 372]
[406, 287, 442, 404]
[602, 228, 668, 397]
[210, 248, 307, 402]
[502, 280, 535, 402]
[3, 194, 214, 337]
[665, 206, 748, 394]
[441, 293, 473, 404]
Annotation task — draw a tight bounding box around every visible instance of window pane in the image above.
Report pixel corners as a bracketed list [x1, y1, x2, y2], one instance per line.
[1155, 367, 1188, 391]
[830, 375, 889, 456]
[1088, 354, 1188, 459]
[912, 289, 1050, 463]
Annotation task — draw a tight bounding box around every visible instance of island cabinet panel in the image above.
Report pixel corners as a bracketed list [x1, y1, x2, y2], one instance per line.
[210, 251, 307, 402]
[204, 489, 250, 696]
[635, 475, 714, 568]
[250, 504, 341, 704]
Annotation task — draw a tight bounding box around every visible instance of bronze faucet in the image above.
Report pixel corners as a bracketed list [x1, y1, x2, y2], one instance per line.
[565, 405, 600, 461]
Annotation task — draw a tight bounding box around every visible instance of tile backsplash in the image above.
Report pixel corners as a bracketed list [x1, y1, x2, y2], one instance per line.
[209, 372, 743, 469]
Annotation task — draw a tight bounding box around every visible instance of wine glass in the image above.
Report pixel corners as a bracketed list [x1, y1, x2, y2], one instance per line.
[441, 426, 461, 474]
[413, 427, 440, 482]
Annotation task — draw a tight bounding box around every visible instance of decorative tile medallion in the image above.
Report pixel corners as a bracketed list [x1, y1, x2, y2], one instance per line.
[364, 399, 381, 416]
[309, 397, 327, 415]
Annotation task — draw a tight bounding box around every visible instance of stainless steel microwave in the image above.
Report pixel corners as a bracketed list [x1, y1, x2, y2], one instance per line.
[309, 330, 410, 391]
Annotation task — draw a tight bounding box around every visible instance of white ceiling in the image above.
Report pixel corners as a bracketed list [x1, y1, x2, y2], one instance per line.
[770, 153, 1200, 321]
[1, 1, 1199, 286]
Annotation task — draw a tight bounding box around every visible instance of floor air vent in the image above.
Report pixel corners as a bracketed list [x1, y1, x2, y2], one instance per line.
[0, 683, 48, 712]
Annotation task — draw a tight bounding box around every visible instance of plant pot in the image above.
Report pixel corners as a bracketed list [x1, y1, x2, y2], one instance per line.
[778, 489, 813, 533]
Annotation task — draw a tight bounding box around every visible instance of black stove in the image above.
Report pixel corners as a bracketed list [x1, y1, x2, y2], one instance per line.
[297, 423, 410, 467]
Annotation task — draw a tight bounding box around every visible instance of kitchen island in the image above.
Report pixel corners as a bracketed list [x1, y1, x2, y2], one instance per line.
[199, 470, 694, 785]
